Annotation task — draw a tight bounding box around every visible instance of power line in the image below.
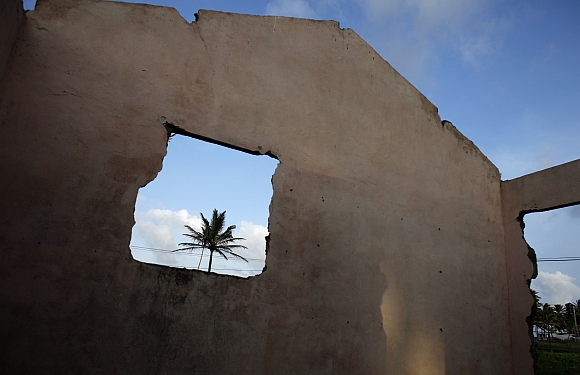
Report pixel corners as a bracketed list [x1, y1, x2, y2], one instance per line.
[131, 245, 179, 252]
[133, 245, 578, 263]
[169, 266, 264, 272]
[130, 245, 266, 262]
[537, 257, 580, 262]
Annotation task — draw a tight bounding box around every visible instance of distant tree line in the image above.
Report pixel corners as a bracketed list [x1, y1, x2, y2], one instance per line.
[532, 290, 580, 348]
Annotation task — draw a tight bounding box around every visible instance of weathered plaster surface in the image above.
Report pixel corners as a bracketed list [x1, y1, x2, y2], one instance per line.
[501, 159, 580, 375]
[0, 0, 578, 374]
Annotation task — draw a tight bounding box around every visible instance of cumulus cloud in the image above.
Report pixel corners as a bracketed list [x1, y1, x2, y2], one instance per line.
[130, 209, 267, 277]
[133, 208, 201, 249]
[237, 221, 269, 261]
[131, 208, 201, 266]
[215, 221, 269, 277]
[265, 0, 318, 19]
[534, 271, 580, 305]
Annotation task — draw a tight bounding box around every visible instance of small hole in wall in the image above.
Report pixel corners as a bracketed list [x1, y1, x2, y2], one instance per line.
[130, 134, 278, 277]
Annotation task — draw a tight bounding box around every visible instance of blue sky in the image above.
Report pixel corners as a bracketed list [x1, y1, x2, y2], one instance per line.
[23, 0, 579, 301]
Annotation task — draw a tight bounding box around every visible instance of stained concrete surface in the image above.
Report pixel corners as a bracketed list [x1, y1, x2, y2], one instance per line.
[0, 0, 578, 374]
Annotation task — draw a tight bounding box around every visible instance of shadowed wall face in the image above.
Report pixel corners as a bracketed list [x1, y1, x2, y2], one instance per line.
[0, 0, 554, 374]
[0, 0, 23, 81]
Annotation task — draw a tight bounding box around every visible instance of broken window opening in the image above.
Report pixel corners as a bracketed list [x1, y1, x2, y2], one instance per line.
[130, 126, 278, 278]
[521, 204, 580, 368]
[524, 205, 580, 305]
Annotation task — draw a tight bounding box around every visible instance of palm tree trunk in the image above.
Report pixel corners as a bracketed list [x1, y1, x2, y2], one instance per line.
[197, 246, 205, 270]
[208, 250, 214, 273]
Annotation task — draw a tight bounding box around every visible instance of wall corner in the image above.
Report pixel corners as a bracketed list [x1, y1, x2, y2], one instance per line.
[0, 0, 25, 85]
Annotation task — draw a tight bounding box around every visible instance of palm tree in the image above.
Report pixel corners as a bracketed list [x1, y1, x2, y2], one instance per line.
[179, 222, 210, 270]
[531, 289, 542, 341]
[177, 209, 248, 273]
[554, 304, 567, 334]
[537, 303, 558, 349]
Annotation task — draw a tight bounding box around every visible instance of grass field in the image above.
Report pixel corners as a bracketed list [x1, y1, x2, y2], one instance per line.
[535, 340, 580, 375]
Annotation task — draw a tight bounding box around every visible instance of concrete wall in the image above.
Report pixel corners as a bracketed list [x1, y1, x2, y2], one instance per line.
[502, 159, 580, 375]
[1, 0, 577, 373]
[0, 0, 24, 82]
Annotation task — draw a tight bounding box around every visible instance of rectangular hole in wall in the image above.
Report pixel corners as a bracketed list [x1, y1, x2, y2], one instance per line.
[130, 132, 278, 278]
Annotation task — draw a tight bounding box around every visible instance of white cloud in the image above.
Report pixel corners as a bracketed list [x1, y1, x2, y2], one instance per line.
[265, 0, 318, 19]
[130, 209, 268, 277]
[131, 208, 201, 266]
[204, 221, 268, 277]
[182, 220, 269, 277]
[460, 36, 492, 66]
[353, 0, 510, 84]
[533, 271, 580, 305]
[133, 208, 201, 248]
[237, 220, 269, 261]
[359, 0, 483, 27]
[460, 16, 512, 67]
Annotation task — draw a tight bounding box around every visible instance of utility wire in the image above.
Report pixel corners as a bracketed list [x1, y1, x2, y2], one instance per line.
[133, 245, 579, 265]
[131, 245, 265, 262]
[171, 266, 264, 272]
[537, 257, 580, 262]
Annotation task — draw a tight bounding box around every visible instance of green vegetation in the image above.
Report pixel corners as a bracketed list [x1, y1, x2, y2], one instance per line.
[532, 290, 580, 375]
[536, 341, 580, 375]
[176, 209, 247, 273]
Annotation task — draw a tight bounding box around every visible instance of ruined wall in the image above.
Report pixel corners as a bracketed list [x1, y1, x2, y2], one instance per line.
[0, 0, 24, 82]
[1, 0, 567, 374]
[502, 159, 580, 375]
